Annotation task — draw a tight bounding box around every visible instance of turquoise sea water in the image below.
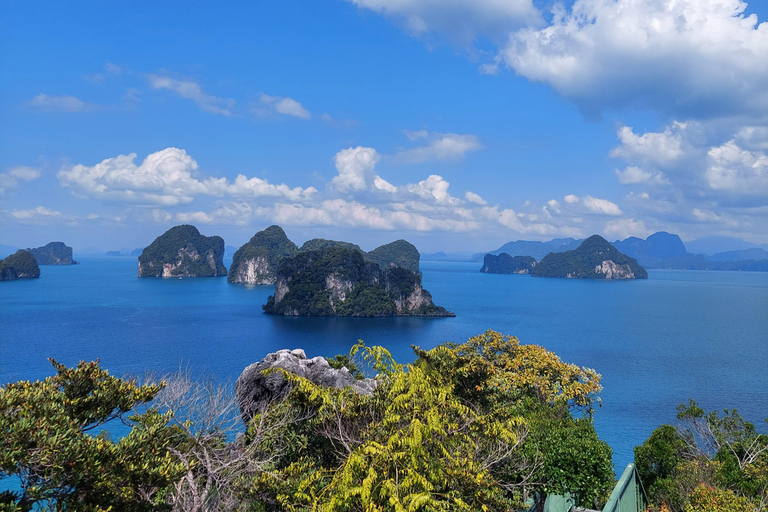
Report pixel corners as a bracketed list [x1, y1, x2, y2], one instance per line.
[1, 258, 766, 469]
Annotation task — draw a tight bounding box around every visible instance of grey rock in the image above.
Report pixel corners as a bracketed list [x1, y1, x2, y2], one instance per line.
[235, 348, 378, 423]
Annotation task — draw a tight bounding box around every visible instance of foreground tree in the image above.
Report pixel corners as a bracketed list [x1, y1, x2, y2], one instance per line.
[635, 400, 768, 512]
[0, 359, 188, 511]
[250, 330, 614, 511]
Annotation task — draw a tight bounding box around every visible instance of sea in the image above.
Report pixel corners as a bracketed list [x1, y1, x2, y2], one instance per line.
[1, 257, 766, 471]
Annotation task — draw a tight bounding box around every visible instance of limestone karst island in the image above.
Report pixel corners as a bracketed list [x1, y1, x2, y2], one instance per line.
[136, 224, 454, 317]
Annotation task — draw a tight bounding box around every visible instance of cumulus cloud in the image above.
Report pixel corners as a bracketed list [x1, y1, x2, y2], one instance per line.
[58, 147, 315, 206]
[258, 94, 311, 119]
[502, 0, 768, 117]
[0, 166, 41, 194]
[147, 74, 234, 116]
[332, 146, 381, 192]
[464, 191, 487, 205]
[706, 140, 768, 195]
[396, 132, 482, 163]
[611, 124, 686, 166]
[406, 175, 459, 204]
[564, 194, 579, 204]
[29, 94, 89, 112]
[347, 0, 541, 42]
[582, 196, 623, 216]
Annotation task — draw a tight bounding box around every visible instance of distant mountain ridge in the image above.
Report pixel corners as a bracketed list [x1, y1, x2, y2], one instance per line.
[468, 232, 767, 271]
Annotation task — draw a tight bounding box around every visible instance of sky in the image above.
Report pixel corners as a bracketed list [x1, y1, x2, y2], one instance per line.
[1, 0, 767, 254]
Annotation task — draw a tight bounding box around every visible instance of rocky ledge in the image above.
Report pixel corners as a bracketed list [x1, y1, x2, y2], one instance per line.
[235, 349, 378, 424]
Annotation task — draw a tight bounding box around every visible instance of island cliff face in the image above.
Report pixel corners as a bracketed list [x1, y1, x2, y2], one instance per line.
[263, 246, 454, 317]
[480, 253, 536, 274]
[0, 250, 41, 281]
[138, 225, 227, 277]
[228, 225, 298, 285]
[530, 235, 648, 279]
[27, 242, 77, 265]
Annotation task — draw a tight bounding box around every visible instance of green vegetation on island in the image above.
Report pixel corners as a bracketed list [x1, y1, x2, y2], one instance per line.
[138, 225, 227, 278]
[480, 253, 537, 274]
[0, 250, 41, 281]
[263, 246, 452, 317]
[531, 235, 648, 279]
[366, 239, 421, 273]
[299, 238, 363, 253]
[228, 225, 299, 285]
[26, 242, 77, 265]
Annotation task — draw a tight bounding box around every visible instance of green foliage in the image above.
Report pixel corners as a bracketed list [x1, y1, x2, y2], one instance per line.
[228, 225, 298, 283]
[531, 235, 648, 279]
[0, 359, 187, 511]
[249, 331, 612, 511]
[635, 400, 767, 512]
[138, 224, 226, 277]
[635, 424, 689, 506]
[326, 354, 364, 380]
[520, 409, 614, 508]
[299, 239, 362, 254]
[0, 250, 40, 281]
[366, 239, 420, 273]
[684, 483, 755, 512]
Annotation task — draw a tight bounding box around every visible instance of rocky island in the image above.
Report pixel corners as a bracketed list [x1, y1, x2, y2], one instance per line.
[0, 250, 41, 281]
[26, 242, 77, 265]
[480, 253, 536, 274]
[228, 225, 298, 285]
[263, 244, 454, 317]
[530, 235, 648, 279]
[138, 225, 227, 277]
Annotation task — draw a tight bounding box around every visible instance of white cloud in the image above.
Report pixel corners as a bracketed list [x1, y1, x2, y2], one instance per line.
[29, 94, 88, 112]
[464, 191, 487, 205]
[147, 74, 234, 116]
[347, 0, 541, 42]
[332, 146, 381, 192]
[0, 166, 41, 194]
[406, 175, 459, 204]
[396, 132, 481, 163]
[374, 176, 397, 193]
[58, 147, 314, 206]
[11, 206, 62, 220]
[175, 211, 214, 224]
[611, 124, 686, 166]
[582, 196, 622, 216]
[604, 218, 649, 240]
[706, 140, 768, 195]
[564, 194, 579, 204]
[502, 0, 768, 117]
[615, 166, 669, 185]
[258, 94, 311, 119]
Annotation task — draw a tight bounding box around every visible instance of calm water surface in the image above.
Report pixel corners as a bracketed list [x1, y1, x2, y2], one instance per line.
[1, 258, 766, 469]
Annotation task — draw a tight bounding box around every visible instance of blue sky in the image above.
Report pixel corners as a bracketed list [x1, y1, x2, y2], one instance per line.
[1, 0, 767, 253]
